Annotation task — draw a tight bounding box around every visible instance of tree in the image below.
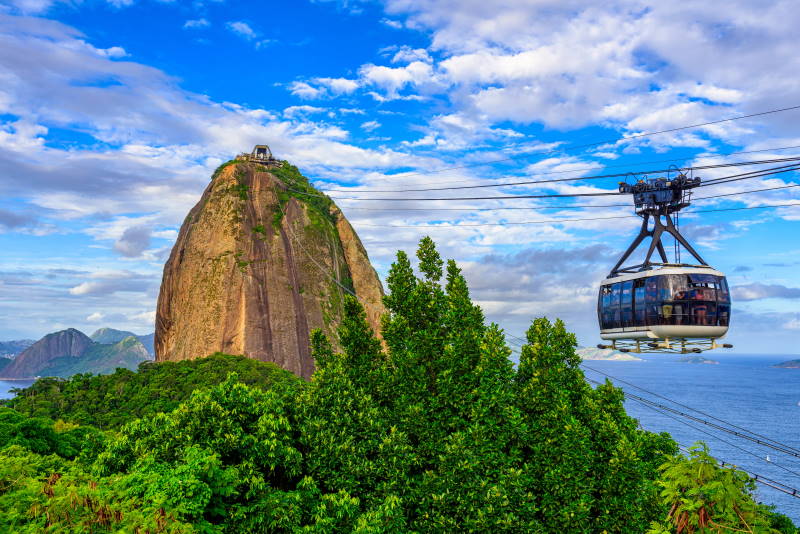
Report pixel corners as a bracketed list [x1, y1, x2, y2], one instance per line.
[648, 443, 785, 534]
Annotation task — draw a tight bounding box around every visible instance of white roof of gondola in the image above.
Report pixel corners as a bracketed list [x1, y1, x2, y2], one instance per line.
[600, 265, 725, 285]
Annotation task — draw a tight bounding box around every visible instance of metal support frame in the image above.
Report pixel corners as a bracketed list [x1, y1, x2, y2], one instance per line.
[598, 338, 733, 354]
[609, 208, 708, 276]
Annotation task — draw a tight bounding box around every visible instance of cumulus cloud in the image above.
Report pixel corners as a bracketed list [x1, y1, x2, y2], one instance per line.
[361, 120, 380, 132]
[68, 271, 154, 297]
[183, 18, 210, 30]
[113, 226, 152, 258]
[731, 283, 800, 301]
[226, 21, 257, 40]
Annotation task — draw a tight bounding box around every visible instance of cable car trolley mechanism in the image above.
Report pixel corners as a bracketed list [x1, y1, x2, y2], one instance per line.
[597, 171, 733, 354]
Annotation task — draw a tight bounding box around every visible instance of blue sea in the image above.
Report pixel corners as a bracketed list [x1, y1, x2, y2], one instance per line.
[2, 357, 799, 523]
[581, 354, 800, 523]
[0, 380, 35, 399]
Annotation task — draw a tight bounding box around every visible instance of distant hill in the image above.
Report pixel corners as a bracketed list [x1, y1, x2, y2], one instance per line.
[677, 356, 719, 365]
[90, 327, 137, 344]
[773, 359, 800, 369]
[0, 339, 35, 359]
[0, 328, 152, 379]
[576, 347, 642, 361]
[91, 328, 154, 356]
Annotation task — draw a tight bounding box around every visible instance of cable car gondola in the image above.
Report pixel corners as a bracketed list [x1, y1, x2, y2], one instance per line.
[597, 173, 733, 354]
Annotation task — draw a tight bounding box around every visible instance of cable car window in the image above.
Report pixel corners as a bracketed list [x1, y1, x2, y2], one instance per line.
[634, 279, 646, 326]
[718, 277, 731, 303]
[599, 285, 614, 329]
[645, 277, 659, 325]
[620, 280, 633, 327]
[610, 282, 622, 329]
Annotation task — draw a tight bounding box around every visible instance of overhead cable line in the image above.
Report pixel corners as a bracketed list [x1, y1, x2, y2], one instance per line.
[321, 144, 800, 191]
[324, 156, 800, 193]
[608, 387, 800, 459]
[276, 202, 357, 299]
[581, 364, 800, 456]
[308, 163, 800, 202]
[511, 341, 800, 494]
[361, 105, 800, 180]
[351, 203, 800, 228]
[340, 183, 800, 212]
[618, 389, 800, 482]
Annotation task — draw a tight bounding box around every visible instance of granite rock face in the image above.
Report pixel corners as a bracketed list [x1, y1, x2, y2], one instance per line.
[154, 161, 385, 379]
[2, 328, 92, 378]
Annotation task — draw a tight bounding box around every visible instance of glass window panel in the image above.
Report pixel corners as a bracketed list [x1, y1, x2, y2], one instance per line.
[634, 283, 646, 326]
[611, 283, 622, 328]
[645, 277, 660, 325]
[621, 281, 633, 327]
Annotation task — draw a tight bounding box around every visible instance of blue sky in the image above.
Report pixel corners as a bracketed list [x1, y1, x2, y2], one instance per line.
[0, 0, 798, 353]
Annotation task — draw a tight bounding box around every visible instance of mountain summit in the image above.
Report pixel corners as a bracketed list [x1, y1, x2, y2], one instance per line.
[154, 158, 384, 378]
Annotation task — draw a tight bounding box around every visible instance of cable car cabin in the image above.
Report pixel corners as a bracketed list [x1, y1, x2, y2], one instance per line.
[598, 267, 732, 353]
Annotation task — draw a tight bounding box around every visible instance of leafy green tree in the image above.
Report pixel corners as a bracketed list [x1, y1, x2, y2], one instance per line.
[647, 443, 784, 534]
[8, 353, 301, 430]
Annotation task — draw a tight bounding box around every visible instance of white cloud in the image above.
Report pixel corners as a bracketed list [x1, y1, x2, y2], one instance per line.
[391, 46, 432, 64]
[314, 77, 359, 94]
[361, 120, 380, 132]
[183, 18, 210, 30]
[359, 60, 435, 98]
[86, 312, 105, 322]
[380, 18, 403, 29]
[226, 21, 257, 40]
[289, 81, 326, 99]
[283, 105, 327, 118]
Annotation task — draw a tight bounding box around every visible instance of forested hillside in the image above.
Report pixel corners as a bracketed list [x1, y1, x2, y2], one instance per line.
[0, 239, 795, 533]
[7, 353, 302, 430]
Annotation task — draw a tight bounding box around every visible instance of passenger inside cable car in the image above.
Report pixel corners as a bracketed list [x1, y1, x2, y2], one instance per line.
[598, 273, 730, 330]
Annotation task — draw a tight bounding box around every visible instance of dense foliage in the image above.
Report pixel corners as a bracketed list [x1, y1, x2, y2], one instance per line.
[7, 353, 301, 430]
[0, 238, 795, 532]
[647, 444, 795, 533]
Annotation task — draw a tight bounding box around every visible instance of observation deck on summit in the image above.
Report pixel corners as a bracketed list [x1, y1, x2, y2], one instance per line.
[237, 144, 282, 167]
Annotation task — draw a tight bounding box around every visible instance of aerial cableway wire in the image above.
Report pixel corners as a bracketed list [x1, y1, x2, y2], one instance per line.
[586, 382, 800, 459]
[351, 202, 800, 228]
[322, 144, 800, 192]
[340, 183, 800, 212]
[323, 155, 800, 193]
[509, 336, 800, 461]
[610, 384, 800, 487]
[581, 364, 800, 456]
[584, 377, 800, 479]
[350, 105, 800, 180]
[505, 337, 800, 495]
[298, 163, 800, 202]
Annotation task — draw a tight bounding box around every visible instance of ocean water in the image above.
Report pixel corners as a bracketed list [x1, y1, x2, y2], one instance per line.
[581, 354, 800, 523]
[1, 358, 798, 523]
[0, 380, 35, 400]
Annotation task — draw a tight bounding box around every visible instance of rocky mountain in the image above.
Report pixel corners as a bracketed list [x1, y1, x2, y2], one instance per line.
[0, 339, 35, 359]
[0, 328, 151, 379]
[91, 328, 155, 356]
[773, 359, 800, 368]
[90, 327, 137, 344]
[155, 159, 385, 379]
